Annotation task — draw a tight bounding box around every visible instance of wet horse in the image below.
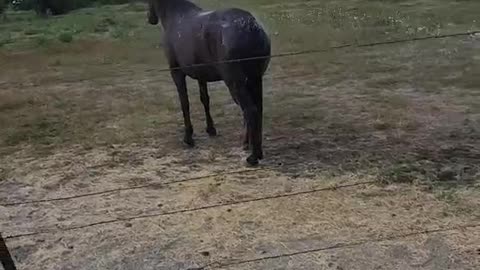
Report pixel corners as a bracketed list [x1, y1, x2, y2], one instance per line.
[147, 0, 271, 165]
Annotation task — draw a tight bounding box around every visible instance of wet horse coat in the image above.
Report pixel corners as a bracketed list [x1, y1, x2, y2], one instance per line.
[148, 0, 271, 165]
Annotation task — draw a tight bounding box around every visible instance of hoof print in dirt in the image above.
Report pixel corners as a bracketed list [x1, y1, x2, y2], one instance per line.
[200, 251, 210, 257]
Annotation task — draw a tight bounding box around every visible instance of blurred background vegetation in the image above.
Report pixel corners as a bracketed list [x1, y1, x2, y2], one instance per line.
[2, 0, 135, 15]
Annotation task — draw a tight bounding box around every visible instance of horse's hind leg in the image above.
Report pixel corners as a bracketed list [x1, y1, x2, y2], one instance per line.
[242, 117, 249, 150]
[230, 91, 248, 148]
[171, 70, 194, 146]
[225, 78, 262, 166]
[247, 76, 263, 160]
[198, 81, 217, 136]
[241, 94, 262, 166]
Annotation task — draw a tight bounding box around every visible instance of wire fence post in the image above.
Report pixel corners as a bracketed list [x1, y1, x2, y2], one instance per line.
[0, 233, 17, 270]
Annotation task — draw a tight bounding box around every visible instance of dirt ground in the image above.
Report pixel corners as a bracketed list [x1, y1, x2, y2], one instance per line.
[1, 1, 480, 269]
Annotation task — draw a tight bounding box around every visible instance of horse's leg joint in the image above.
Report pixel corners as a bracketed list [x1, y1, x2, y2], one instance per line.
[198, 81, 217, 137]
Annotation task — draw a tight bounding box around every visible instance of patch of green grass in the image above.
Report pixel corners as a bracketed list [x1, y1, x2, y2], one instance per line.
[94, 16, 117, 33]
[380, 162, 425, 184]
[58, 32, 74, 43]
[0, 4, 150, 50]
[110, 28, 125, 39]
[123, 2, 146, 12]
[0, 34, 12, 47]
[436, 189, 461, 205]
[34, 35, 50, 46]
[23, 28, 42, 36]
[1, 0, 478, 52]
[4, 116, 66, 146]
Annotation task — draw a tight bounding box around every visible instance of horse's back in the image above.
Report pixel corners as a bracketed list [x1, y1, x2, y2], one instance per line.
[169, 7, 270, 81]
[214, 8, 270, 57]
[207, 8, 271, 77]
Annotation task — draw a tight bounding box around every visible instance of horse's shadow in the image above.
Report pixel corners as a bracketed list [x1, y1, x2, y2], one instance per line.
[259, 118, 479, 188]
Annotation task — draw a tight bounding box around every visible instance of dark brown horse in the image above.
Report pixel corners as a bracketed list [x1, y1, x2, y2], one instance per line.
[147, 0, 271, 166]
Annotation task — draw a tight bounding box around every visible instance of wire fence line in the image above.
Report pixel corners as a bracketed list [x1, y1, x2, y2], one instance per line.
[0, 139, 375, 207]
[201, 223, 480, 269]
[4, 181, 375, 240]
[154, 30, 480, 72]
[0, 31, 476, 90]
[0, 168, 263, 207]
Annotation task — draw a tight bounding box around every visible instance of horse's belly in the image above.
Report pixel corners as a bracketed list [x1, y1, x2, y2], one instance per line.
[174, 46, 223, 82]
[182, 66, 222, 82]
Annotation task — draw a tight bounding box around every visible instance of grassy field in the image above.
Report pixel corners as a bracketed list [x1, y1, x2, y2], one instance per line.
[1, 0, 479, 269]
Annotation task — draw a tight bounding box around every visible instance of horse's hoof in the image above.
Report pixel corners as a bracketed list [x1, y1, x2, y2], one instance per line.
[246, 155, 259, 166]
[183, 137, 195, 147]
[206, 127, 217, 137]
[257, 151, 264, 160]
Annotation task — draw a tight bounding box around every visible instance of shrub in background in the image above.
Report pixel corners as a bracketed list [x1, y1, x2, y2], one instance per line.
[0, 0, 6, 15]
[11, 0, 134, 15]
[11, 0, 35, 11]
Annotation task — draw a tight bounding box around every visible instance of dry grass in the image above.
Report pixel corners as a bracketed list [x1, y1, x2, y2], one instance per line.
[0, 0, 479, 269]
